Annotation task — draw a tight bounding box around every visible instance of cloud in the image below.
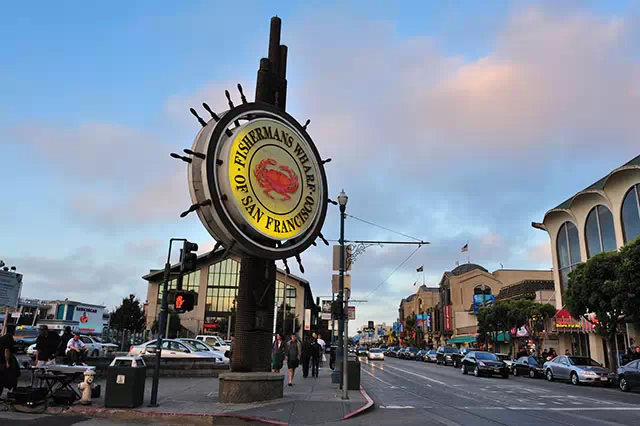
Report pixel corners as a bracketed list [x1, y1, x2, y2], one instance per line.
[527, 240, 552, 266]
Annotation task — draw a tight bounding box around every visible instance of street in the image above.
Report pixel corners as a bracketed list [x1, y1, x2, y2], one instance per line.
[349, 357, 640, 426]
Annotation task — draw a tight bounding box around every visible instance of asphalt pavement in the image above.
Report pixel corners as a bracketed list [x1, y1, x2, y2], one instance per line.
[344, 356, 640, 426]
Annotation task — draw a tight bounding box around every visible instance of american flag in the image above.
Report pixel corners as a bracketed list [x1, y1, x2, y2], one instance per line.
[461, 242, 468, 253]
[416, 266, 423, 272]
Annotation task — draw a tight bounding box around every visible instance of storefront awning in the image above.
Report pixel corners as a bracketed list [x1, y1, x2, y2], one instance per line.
[446, 335, 476, 344]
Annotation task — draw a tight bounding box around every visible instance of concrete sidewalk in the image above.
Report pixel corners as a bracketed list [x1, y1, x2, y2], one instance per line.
[67, 366, 373, 425]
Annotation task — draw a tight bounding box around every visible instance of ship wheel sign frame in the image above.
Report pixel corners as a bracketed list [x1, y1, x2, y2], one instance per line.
[176, 88, 330, 265]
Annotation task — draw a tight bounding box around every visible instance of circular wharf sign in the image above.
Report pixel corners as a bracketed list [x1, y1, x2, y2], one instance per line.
[188, 102, 328, 260]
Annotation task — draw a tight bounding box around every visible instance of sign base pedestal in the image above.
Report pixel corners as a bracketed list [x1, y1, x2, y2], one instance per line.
[218, 372, 284, 403]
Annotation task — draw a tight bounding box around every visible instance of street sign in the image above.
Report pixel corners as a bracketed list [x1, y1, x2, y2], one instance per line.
[331, 274, 351, 294]
[0, 270, 22, 308]
[348, 306, 355, 321]
[332, 245, 353, 271]
[11, 312, 21, 319]
[321, 300, 332, 320]
[304, 308, 311, 330]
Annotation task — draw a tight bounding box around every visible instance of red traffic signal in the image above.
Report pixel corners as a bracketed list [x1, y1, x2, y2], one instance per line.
[174, 291, 195, 313]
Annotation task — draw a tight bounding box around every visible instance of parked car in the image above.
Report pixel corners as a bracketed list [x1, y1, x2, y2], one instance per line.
[78, 335, 107, 358]
[13, 327, 39, 353]
[397, 348, 408, 359]
[129, 339, 223, 359]
[94, 337, 118, 354]
[384, 346, 397, 357]
[415, 350, 426, 361]
[424, 349, 438, 363]
[461, 351, 509, 378]
[544, 355, 609, 386]
[404, 347, 419, 360]
[496, 353, 515, 372]
[436, 346, 459, 366]
[513, 356, 545, 378]
[451, 347, 471, 368]
[195, 335, 231, 353]
[368, 348, 385, 361]
[617, 359, 640, 392]
[177, 338, 229, 364]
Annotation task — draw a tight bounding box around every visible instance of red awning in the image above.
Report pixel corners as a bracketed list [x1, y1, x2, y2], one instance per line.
[555, 309, 572, 320]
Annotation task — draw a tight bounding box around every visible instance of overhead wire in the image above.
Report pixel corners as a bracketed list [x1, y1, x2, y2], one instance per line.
[345, 214, 423, 242]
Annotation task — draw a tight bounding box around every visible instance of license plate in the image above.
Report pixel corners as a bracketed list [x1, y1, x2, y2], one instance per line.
[601, 377, 608, 381]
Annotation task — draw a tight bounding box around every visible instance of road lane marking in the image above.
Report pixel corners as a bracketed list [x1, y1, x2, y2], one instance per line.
[380, 405, 415, 409]
[382, 364, 447, 386]
[360, 366, 395, 387]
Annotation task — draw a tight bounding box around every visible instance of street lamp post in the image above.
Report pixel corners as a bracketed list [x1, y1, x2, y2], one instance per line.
[337, 189, 349, 400]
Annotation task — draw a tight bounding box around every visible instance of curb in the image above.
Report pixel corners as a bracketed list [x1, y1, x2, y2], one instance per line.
[66, 406, 288, 425]
[343, 386, 375, 420]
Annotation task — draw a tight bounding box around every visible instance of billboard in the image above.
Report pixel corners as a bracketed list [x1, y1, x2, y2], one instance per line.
[444, 306, 452, 331]
[473, 294, 495, 315]
[72, 304, 105, 334]
[321, 300, 332, 320]
[0, 270, 23, 308]
[348, 306, 355, 321]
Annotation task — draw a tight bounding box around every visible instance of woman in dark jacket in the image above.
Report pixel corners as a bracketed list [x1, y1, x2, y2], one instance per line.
[272, 334, 285, 373]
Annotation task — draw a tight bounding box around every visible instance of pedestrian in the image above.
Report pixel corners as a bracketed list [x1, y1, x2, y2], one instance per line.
[35, 325, 58, 365]
[316, 333, 326, 366]
[66, 333, 88, 366]
[285, 334, 301, 386]
[0, 324, 20, 397]
[311, 337, 322, 378]
[634, 346, 640, 360]
[301, 337, 312, 378]
[565, 349, 571, 356]
[272, 333, 285, 373]
[57, 326, 74, 359]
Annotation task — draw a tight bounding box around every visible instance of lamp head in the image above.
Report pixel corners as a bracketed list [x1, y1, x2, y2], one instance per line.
[337, 189, 348, 207]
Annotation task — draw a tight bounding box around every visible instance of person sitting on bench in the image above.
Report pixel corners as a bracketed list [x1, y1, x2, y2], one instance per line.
[66, 334, 87, 366]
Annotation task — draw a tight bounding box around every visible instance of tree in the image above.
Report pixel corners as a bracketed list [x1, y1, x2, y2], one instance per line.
[110, 295, 145, 333]
[618, 236, 640, 325]
[565, 251, 624, 370]
[276, 311, 300, 337]
[528, 302, 557, 356]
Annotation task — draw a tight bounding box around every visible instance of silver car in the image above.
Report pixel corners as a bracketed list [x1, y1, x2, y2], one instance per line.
[544, 355, 610, 385]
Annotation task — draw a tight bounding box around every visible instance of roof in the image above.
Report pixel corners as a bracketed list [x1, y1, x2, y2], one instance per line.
[418, 285, 439, 292]
[142, 247, 309, 286]
[439, 264, 489, 288]
[551, 154, 640, 211]
[42, 300, 105, 308]
[496, 279, 555, 301]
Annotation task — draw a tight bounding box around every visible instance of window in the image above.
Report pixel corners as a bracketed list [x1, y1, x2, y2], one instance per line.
[473, 285, 492, 295]
[557, 222, 582, 292]
[622, 184, 640, 244]
[157, 278, 177, 304]
[276, 280, 296, 314]
[585, 205, 617, 258]
[182, 271, 200, 293]
[205, 259, 240, 313]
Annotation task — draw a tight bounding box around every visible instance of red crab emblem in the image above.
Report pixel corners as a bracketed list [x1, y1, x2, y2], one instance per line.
[254, 158, 299, 201]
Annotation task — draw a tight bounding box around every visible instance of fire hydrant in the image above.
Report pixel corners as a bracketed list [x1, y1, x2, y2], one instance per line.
[78, 369, 95, 405]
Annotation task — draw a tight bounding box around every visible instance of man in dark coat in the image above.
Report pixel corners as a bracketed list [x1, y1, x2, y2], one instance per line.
[311, 338, 322, 378]
[0, 325, 20, 396]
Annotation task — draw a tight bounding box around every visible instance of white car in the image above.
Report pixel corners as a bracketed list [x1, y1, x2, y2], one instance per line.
[26, 343, 37, 357]
[128, 339, 223, 359]
[368, 348, 385, 361]
[177, 338, 229, 364]
[94, 337, 119, 354]
[195, 335, 231, 353]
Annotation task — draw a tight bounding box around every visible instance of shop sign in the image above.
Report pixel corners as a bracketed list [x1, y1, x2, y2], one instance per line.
[444, 306, 452, 331]
[188, 103, 328, 260]
[556, 322, 582, 329]
[321, 299, 332, 320]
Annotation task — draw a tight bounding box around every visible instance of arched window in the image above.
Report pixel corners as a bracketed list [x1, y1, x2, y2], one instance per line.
[473, 285, 492, 295]
[557, 222, 582, 292]
[585, 205, 617, 258]
[622, 184, 640, 244]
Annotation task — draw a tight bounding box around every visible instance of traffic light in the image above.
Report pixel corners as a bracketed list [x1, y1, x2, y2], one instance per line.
[181, 240, 199, 273]
[174, 291, 195, 313]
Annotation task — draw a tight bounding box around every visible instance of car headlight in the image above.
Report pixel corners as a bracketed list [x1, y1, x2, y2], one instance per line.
[581, 371, 597, 376]
[479, 361, 486, 366]
[445, 355, 451, 360]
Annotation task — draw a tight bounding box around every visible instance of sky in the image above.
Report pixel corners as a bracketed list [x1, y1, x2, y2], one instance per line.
[1, 1, 639, 326]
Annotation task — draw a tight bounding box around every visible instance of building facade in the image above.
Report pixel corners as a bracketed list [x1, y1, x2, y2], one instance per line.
[143, 248, 316, 338]
[436, 264, 553, 346]
[534, 154, 640, 366]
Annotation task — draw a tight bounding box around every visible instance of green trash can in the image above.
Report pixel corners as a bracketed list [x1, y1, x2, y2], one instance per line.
[105, 356, 146, 408]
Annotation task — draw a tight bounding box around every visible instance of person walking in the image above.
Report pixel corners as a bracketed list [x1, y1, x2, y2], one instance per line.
[285, 334, 301, 386]
[301, 337, 312, 378]
[311, 337, 322, 378]
[271, 334, 285, 373]
[0, 325, 20, 398]
[316, 334, 326, 366]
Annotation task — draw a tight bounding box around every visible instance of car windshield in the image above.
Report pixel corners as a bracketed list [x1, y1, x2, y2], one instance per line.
[444, 347, 459, 354]
[370, 349, 383, 353]
[183, 340, 210, 352]
[496, 354, 511, 361]
[428, 350, 436, 355]
[408, 347, 418, 352]
[476, 352, 499, 361]
[15, 330, 38, 338]
[528, 357, 540, 366]
[569, 357, 601, 366]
